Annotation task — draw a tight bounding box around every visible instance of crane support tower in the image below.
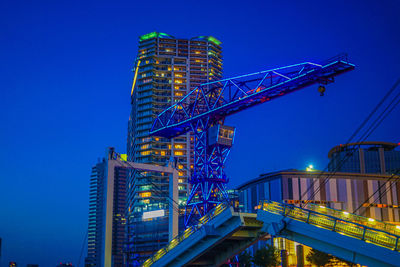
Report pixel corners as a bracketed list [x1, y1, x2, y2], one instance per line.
[150, 54, 355, 227]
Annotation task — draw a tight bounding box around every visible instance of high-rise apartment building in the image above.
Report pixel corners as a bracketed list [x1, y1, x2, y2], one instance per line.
[328, 142, 400, 174]
[85, 148, 127, 267]
[126, 32, 222, 265]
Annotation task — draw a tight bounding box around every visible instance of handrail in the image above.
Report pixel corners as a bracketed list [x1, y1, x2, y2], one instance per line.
[142, 202, 229, 267]
[262, 201, 400, 251]
[305, 203, 400, 236]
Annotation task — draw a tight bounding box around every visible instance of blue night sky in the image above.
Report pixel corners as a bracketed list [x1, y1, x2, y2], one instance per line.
[1, 0, 399, 265]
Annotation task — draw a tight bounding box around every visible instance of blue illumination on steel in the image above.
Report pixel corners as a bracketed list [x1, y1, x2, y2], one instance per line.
[150, 54, 355, 227]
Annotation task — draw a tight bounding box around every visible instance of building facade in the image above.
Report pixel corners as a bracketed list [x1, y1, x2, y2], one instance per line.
[85, 148, 127, 267]
[328, 141, 400, 174]
[126, 32, 222, 265]
[237, 170, 400, 266]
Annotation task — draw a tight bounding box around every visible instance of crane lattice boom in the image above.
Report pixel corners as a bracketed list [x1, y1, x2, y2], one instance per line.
[151, 54, 354, 138]
[150, 54, 355, 227]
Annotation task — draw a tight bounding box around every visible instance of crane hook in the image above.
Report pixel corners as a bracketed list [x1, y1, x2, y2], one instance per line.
[318, 85, 326, 96]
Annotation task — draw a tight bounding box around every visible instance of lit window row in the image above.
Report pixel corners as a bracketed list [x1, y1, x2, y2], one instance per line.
[140, 192, 151, 198]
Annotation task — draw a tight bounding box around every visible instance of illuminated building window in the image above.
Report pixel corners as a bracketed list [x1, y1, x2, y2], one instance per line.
[141, 144, 149, 150]
[140, 192, 151, 198]
[139, 185, 151, 191]
[127, 34, 223, 257]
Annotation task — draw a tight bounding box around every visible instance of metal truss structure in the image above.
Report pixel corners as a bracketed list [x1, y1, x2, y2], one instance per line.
[150, 54, 355, 227]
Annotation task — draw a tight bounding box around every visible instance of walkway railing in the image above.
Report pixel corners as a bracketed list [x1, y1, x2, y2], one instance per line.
[306, 203, 400, 236]
[142, 203, 229, 267]
[262, 201, 400, 251]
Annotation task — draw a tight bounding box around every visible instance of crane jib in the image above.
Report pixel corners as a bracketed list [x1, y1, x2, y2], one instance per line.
[150, 57, 355, 138]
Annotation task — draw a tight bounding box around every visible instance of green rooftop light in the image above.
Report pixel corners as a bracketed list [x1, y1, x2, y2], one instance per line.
[193, 36, 222, 46]
[139, 32, 158, 41]
[207, 36, 222, 46]
[139, 32, 174, 41]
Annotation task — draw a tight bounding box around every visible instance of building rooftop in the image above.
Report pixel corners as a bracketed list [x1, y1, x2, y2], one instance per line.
[235, 169, 393, 190]
[328, 141, 399, 158]
[138, 32, 222, 46]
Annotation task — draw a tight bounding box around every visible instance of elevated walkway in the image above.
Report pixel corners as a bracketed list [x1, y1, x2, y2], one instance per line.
[142, 201, 400, 267]
[142, 204, 264, 267]
[259, 201, 400, 267]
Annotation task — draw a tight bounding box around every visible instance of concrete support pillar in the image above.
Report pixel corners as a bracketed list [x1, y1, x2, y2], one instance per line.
[169, 160, 179, 241]
[296, 244, 304, 267]
[280, 249, 288, 267]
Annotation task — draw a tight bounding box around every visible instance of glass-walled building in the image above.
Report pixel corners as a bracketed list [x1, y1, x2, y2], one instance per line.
[126, 32, 222, 265]
[328, 141, 400, 174]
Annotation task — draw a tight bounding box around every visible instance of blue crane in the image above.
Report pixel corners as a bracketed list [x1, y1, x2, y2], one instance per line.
[150, 54, 355, 227]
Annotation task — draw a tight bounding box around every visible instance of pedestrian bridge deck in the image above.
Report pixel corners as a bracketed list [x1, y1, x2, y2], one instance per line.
[259, 201, 400, 267]
[143, 201, 400, 267]
[143, 204, 263, 267]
